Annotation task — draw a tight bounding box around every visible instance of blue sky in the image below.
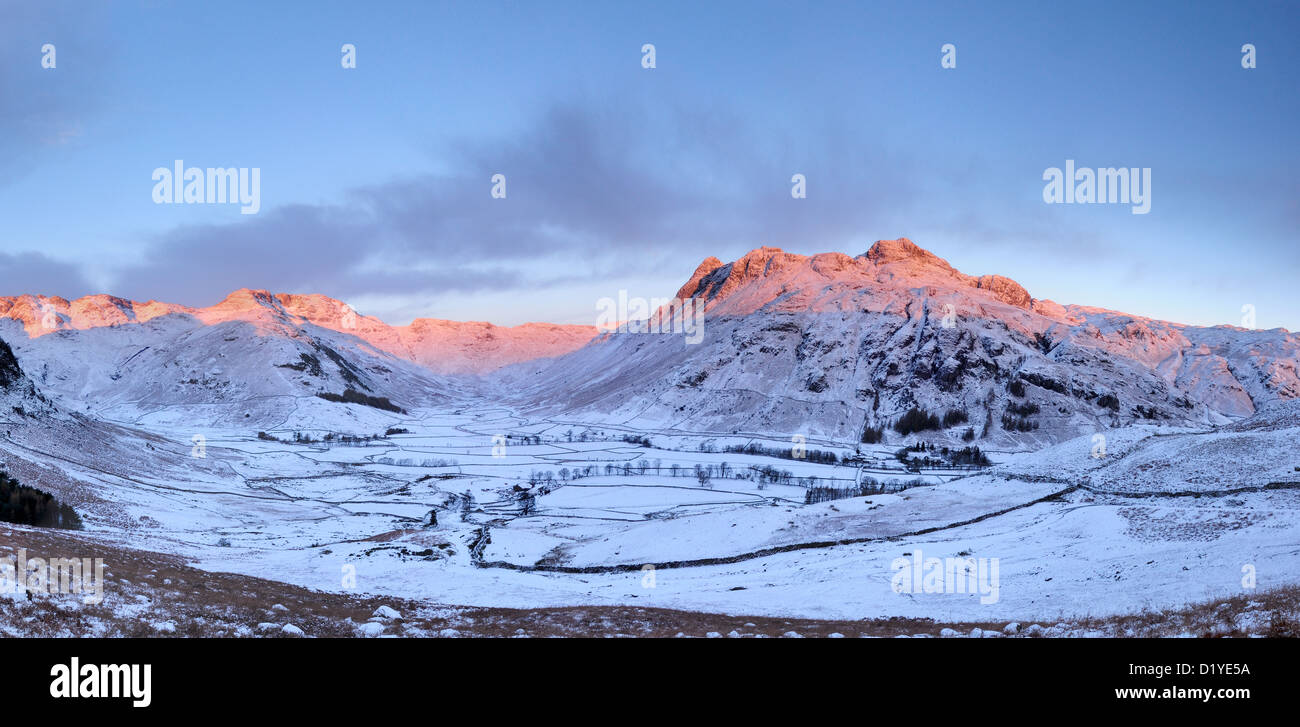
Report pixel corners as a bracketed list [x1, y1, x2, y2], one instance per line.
[2, 0, 1297, 329]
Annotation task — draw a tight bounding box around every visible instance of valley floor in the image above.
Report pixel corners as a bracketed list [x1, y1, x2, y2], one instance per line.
[2, 396, 1299, 635]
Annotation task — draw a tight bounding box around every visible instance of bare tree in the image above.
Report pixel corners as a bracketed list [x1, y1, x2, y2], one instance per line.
[695, 465, 712, 488]
[518, 490, 537, 516]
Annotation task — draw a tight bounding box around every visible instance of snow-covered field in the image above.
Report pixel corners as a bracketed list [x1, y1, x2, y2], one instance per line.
[9, 395, 1295, 627]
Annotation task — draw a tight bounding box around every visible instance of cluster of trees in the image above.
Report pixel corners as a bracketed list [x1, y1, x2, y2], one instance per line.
[0, 471, 82, 530]
[941, 409, 969, 427]
[530, 467, 598, 485]
[521, 429, 624, 445]
[751, 464, 794, 486]
[1006, 401, 1040, 417]
[723, 442, 843, 465]
[590, 459, 851, 491]
[681, 370, 709, 388]
[1001, 413, 1039, 432]
[376, 456, 458, 467]
[508, 433, 544, 445]
[620, 461, 732, 486]
[894, 442, 992, 469]
[895, 443, 935, 471]
[503, 430, 636, 446]
[892, 407, 971, 435]
[805, 482, 875, 504]
[947, 445, 992, 466]
[803, 476, 931, 504]
[275, 352, 323, 376]
[257, 430, 387, 446]
[860, 424, 885, 444]
[316, 388, 405, 414]
[512, 429, 662, 446]
[893, 407, 941, 435]
[671, 461, 845, 489]
[1000, 397, 1040, 431]
[1133, 404, 1163, 420]
[315, 432, 386, 445]
[601, 460, 667, 478]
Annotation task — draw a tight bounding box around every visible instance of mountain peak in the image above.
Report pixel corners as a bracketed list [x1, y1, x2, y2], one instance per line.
[214, 288, 280, 310]
[672, 238, 1039, 315]
[678, 246, 812, 305]
[674, 256, 725, 300]
[863, 237, 953, 271]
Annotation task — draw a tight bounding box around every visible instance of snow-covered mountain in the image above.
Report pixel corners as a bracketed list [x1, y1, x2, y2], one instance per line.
[0, 288, 598, 426]
[0, 290, 447, 426]
[0, 289, 595, 377]
[497, 239, 1298, 447]
[2, 239, 1295, 444]
[227, 292, 596, 376]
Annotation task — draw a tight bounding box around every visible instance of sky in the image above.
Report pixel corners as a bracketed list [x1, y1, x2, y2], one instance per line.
[1, 0, 1297, 330]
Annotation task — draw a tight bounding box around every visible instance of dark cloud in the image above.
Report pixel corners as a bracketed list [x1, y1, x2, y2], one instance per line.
[102, 94, 1123, 314]
[111, 203, 524, 305]
[107, 99, 946, 306]
[0, 251, 96, 298]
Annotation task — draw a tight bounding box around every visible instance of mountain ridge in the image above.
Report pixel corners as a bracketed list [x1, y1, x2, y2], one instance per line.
[1, 238, 1295, 440]
[0, 289, 597, 376]
[676, 238, 1282, 333]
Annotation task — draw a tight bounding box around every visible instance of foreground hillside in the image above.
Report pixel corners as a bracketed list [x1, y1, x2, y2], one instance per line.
[4, 524, 1297, 638]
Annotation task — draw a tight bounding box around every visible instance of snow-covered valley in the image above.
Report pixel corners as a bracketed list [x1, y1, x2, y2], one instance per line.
[3, 392, 1298, 629]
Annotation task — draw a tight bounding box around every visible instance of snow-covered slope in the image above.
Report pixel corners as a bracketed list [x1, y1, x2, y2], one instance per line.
[496, 239, 1298, 447]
